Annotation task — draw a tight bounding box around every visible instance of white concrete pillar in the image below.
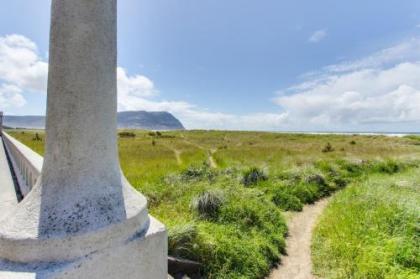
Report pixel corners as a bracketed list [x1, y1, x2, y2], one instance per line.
[0, 1, 167, 278]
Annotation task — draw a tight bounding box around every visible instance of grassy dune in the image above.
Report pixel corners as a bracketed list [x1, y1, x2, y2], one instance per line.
[7, 129, 420, 278]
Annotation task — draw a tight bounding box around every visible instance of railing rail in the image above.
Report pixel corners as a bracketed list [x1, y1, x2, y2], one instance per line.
[2, 132, 43, 197]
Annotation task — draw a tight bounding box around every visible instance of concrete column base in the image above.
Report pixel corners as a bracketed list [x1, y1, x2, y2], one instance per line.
[0, 217, 167, 279]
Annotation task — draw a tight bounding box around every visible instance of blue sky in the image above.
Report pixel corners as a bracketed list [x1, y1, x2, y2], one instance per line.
[1, 0, 420, 131]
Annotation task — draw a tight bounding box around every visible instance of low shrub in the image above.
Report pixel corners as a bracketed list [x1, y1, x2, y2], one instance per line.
[219, 191, 287, 231]
[168, 223, 199, 260]
[182, 164, 216, 181]
[305, 174, 334, 197]
[322, 142, 334, 153]
[32, 133, 42, 141]
[306, 174, 327, 186]
[373, 160, 404, 174]
[242, 167, 268, 187]
[191, 190, 225, 220]
[272, 189, 303, 211]
[291, 182, 320, 204]
[148, 131, 176, 138]
[118, 131, 136, 138]
[331, 177, 348, 188]
[341, 161, 365, 176]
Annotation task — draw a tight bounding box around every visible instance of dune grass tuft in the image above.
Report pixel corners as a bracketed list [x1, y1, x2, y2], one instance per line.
[191, 190, 225, 220]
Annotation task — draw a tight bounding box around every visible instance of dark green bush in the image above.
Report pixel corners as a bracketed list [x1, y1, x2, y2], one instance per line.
[291, 183, 320, 204]
[305, 174, 334, 197]
[242, 167, 268, 187]
[332, 177, 348, 188]
[118, 131, 136, 138]
[191, 190, 225, 220]
[337, 160, 366, 177]
[322, 142, 334, 153]
[373, 160, 403, 174]
[306, 174, 326, 186]
[272, 189, 303, 211]
[32, 133, 42, 141]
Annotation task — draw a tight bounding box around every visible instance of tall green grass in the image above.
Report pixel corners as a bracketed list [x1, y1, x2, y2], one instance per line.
[6, 129, 420, 278]
[312, 169, 420, 279]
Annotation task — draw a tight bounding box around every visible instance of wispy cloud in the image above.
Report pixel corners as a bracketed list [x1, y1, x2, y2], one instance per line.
[274, 37, 420, 131]
[308, 29, 327, 43]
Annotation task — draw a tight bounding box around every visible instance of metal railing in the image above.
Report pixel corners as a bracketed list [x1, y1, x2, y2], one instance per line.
[1, 132, 43, 197]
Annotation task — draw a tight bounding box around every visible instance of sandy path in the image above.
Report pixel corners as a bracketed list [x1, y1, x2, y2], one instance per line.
[173, 149, 182, 165]
[182, 139, 218, 168]
[208, 148, 218, 168]
[268, 198, 331, 279]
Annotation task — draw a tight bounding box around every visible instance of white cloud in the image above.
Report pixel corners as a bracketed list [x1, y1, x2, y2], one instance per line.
[0, 34, 289, 130]
[0, 84, 26, 108]
[117, 66, 160, 113]
[0, 34, 48, 93]
[308, 29, 327, 43]
[117, 67, 156, 99]
[4, 33, 420, 131]
[274, 38, 420, 131]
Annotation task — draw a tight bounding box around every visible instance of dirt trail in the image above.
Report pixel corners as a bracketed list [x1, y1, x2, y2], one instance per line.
[208, 148, 218, 168]
[268, 198, 331, 279]
[173, 149, 182, 165]
[182, 139, 218, 168]
[160, 143, 183, 165]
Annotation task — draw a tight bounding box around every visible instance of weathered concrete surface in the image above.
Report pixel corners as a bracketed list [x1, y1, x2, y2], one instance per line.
[0, 217, 167, 279]
[0, 137, 18, 222]
[0, 0, 167, 277]
[2, 132, 43, 196]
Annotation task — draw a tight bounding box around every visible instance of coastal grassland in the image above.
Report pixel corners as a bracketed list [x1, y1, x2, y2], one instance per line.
[312, 169, 420, 279]
[6, 129, 420, 278]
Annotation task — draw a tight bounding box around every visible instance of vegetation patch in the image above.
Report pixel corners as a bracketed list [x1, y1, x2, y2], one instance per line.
[242, 167, 268, 187]
[191, 190, 225, 220]
[312, 169, 420, 279]
[322, 142, 334, 153]
[118, 131, 136, 138]
[7, 129, 420, 279]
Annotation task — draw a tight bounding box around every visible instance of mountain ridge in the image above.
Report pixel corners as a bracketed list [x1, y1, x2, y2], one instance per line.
[3, 111, 185, 130]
